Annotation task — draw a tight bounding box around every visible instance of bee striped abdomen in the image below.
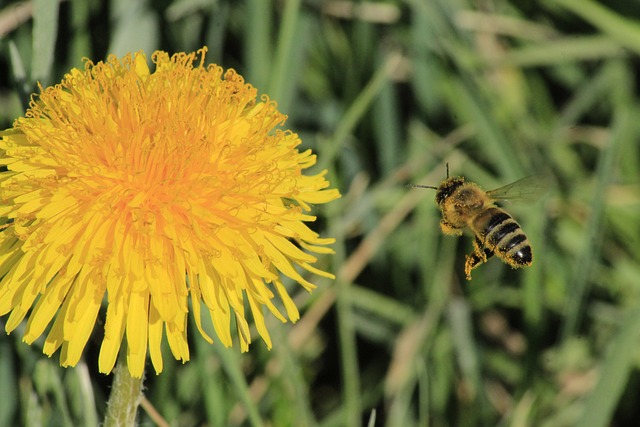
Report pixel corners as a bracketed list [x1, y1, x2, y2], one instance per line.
[483, 208, 532, 266]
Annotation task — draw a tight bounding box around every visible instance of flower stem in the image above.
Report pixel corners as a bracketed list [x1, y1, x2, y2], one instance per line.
[104, 355, 145, 427]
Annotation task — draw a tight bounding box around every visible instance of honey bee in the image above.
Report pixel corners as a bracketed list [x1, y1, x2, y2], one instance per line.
[411, 166, 545, 280]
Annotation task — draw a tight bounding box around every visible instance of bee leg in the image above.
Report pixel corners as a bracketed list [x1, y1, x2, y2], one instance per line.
[440, 219, 463, 236]
[464, 238, 494, 280]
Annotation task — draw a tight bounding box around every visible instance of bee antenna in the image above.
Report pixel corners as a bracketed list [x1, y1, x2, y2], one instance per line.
[407, 184, 438, 190]
[446, 163, 449, 179]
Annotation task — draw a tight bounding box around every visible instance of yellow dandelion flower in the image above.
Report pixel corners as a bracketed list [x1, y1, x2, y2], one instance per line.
[0, 47, 340, 378]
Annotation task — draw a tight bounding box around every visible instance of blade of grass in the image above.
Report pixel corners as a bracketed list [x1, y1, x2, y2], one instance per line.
[108, 2, 159, 58]
[331, 214, 361, 427]
[69, 0, 92, 66]
[317, 52, 404, 171]
[245, 0, 272, 89]
[34, 361, 73, 427]
[576, 306, 640, 427]
[560, 61, 632, 339]
[271, 327, 319, 427]
[447, 298, 480, 402]
[266, 0, 309, 112]
[0, 341, 17, 426]
[385, 238, 456, 426]
[495, 35, 625, 68]
[31, 0, 59, 85]
[548, 0, 640, 56]
[448, 297, 494, 425]
[349, 285, 416, 327]
[73, 363, 99, 427]
[520, 198, 548, 379]
[214, 347, 264, 427]
[21, 376, 42, 427]
[203, 2, 229, 65]
[443, 77, 521, 179]
[372, 54, 402, 175]
[194, 339, 227, 427]
[8, 40, 30, 109]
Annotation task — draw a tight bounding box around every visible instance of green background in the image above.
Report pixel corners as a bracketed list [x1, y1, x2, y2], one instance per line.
[1, 0, 639, 426]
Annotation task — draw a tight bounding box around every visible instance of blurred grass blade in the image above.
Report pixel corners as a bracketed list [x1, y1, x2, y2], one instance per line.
[34, 361, 73, 427]
[561, 62, 632, 339]
[245, 0, 272, 89]
[447, 298, 480, 401]
[318, 52, 403, 171]
[372, 56, 402, 175]
[8, 40, 30, 109]
[267, 0, 305, 111]
[74, 363, 99, 427]
[366, 409, 376, 427]
[108, 1, 159, 58]
[497, 35, 624, 67]
[549, 0, 640, 56]
[444, 77, 522, 179]
[0, 341, 17, 426]
[576, 306, 640, 427]
[214, 346, 264, 427]
[332, 215, 361, 427]
[31, 0, 59, 85]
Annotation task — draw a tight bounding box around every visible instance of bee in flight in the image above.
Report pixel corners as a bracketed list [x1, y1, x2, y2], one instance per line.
[410, 166, 544, 280]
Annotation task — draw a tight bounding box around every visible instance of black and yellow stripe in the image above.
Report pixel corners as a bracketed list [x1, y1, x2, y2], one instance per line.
[481, 208, 532, 266]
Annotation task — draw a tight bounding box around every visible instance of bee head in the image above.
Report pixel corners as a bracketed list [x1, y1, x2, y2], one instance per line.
[434, 176, 465, 205]
[407, 163, 465, 205]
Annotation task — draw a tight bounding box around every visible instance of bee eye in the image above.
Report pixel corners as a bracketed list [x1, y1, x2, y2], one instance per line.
[436, 178, 463, 204]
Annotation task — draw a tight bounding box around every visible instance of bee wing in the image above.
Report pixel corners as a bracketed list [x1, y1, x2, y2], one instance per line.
[486, 174, 551, 202]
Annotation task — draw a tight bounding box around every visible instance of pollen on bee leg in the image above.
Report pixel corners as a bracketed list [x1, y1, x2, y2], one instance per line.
[464, 254, 481, 281]
[463, 237, 496, 280]
[440, 219, 463, 236]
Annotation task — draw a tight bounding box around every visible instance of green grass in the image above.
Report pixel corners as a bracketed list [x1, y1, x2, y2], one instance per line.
[1, 0, 640, 426]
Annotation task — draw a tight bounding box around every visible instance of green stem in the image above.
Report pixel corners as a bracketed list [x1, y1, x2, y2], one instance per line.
[103, 356, 145, 427]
